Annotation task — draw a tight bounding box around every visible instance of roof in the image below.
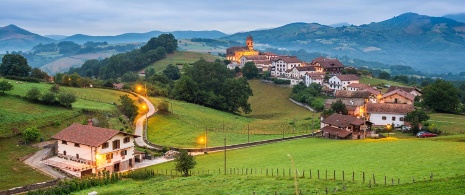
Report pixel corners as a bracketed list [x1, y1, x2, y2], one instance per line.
[295, 66, 316, 72]
[311, 57, 344, 68]
[347, 83, 369, 89]
[226, 46, 248, 55]
[52, 123, 139, 147]
[263, 52, 277, 56]
[360, 87, 381, 95]
[252, 60, 272, 65]
[322, 113, 365, 128]
[381, 89, 415, 101]
[306, 72, 325, 79]
[246, 35, 253, 41]
[325, 98, 366, 108]
[335, 74, 359, 81]
[366, 102, 414, 114]
[321, 126, 352, 138]
[386, 86, 422, 94]
[271, 56, 302, 64]
[335, 90, 371, 98]
[242, 55, 268, 60]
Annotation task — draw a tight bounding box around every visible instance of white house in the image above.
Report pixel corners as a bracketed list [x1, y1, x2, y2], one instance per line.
[227, 63, 243, 70]
[366, 102, 414, 127]
[290, 66, 316, 79]
[47, 123, 139, 177]
[328, 74, 360, 90]
[304, 72, 325, 86]
[239, 55, 272, 71]
[270, 56, 303, 77]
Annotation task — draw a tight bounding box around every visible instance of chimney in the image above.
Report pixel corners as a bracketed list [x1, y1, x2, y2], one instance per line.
[87, 119, 93, 126]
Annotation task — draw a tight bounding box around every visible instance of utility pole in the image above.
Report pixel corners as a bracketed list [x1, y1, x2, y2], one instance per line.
[248, 124, 250, 143]
[205, 126, 208, 152]
[224, 138, 226, 175]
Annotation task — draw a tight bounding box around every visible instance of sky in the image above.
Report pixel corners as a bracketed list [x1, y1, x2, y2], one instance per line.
[1, 0, 464, 36]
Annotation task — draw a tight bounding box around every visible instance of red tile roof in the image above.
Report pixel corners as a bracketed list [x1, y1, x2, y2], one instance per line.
[243, 55, 268, 60]
[361, 87, 381, 95]
[347, 83, 369, 89]
[322, 113, 365, 128]
[321, 126, 352, 138]
[386, 86, 422, 94]
[295, 66, 316, 71]
[366, 102, 414, 114]
[263, 52, 278, 56]
[311, 57, 344, 68]
[335, 90, 371, 98]
[381, 89, 415, 101]
[271, 56, 302, 64]
[335, 74, 359, 81]
[52, 123, 139, 147]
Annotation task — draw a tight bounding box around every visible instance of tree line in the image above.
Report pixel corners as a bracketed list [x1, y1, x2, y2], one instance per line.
[68, 34, 178, 80]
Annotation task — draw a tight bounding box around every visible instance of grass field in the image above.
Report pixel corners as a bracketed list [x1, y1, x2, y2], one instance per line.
[72, 136, 465, 194]
[146, 51, 221, 73]
[146, 80, 319, 147]
[178, 39, 227, 53]
[360, 76, 406, 93]
[428, 113, 465, 134]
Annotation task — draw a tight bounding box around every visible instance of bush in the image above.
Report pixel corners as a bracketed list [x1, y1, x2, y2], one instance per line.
[23, 127, 41, 143]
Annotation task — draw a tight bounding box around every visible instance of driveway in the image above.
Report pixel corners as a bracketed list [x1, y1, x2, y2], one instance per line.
[23, 147, 67, 179]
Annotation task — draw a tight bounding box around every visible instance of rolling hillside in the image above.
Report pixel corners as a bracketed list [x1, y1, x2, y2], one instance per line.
[223, 13, 465, 73]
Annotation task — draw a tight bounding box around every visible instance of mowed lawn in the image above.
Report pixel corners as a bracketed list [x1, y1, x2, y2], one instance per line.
[147, 51, 220, 73]
[428, 113, 465, 134]
[72, 137, 465, 194]
[147, 80, 317, 148]
[151, 137, 465, 184]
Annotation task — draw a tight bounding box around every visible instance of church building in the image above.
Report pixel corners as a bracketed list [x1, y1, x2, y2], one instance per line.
[226, 35, 259, 63]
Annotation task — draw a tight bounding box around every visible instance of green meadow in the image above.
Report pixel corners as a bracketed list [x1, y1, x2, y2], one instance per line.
[147, 80, 319, 148]
[146, 51, 221, 73]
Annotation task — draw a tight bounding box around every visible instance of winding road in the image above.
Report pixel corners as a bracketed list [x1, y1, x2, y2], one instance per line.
[134, 95, 158, 149]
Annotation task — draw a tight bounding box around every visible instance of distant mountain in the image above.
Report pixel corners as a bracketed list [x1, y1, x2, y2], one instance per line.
[64, 30, 227, 44]
[0, 24, 54, 52]
[443, 13, 465, 23]
[44, 35, 68, 40]
[223, 13, 465, 73]
[329, 22, 351, 27]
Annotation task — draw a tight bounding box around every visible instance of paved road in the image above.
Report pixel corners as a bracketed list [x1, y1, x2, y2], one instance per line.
[134, 95, 158, 149]
[23, 147, 67, 179]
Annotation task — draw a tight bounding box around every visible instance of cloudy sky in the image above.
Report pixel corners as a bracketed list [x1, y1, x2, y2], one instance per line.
[1, 0, 464, 36]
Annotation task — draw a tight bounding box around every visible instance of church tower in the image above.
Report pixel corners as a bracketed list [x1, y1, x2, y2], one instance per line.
[246, 35, 254, 51]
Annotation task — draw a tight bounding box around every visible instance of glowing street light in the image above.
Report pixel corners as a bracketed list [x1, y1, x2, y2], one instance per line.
[386, 124, 392, 137]
[141, 104, 148, 131]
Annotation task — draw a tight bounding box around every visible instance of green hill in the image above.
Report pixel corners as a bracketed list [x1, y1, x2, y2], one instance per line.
[147, 80, 318, 147]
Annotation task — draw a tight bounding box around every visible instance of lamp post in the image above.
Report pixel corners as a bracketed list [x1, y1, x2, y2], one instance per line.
[386, 124, 392, 137]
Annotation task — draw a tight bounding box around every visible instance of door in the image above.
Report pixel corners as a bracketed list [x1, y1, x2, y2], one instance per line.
[113, 163, 120, 172]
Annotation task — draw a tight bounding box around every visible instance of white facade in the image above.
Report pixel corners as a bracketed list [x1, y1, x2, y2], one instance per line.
[95, 134, 135, 171]
[329, 76, 359, 90]
[304, 74, 324, 87]
[272, 59, 301, 77]
[368, 113, 406, 127]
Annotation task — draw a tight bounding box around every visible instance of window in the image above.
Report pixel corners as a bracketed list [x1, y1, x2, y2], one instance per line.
[106, 153, 113, 160]
[62, 141, 67, 145]
[63, 150, 67, 156]
[382, 116, 387, 120]
[76, 154, 79, 159]
[121, 150, 127, 156]
[74, 143, 80, 147]
[400, 117, 404, 121]
[102, 142, 109, 149]
[124, 137, 130, 143]
[392, 116, 396, 121]
[112, 140, 120, 150]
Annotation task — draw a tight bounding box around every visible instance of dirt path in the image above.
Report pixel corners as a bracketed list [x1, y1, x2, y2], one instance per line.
[23, 148, 67, 179]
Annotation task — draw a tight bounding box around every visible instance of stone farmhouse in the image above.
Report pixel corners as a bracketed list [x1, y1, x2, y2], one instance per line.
[44, 123, 139, 177]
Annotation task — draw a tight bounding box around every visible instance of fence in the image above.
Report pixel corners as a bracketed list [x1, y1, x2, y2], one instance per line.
[0, 179, 59, 195]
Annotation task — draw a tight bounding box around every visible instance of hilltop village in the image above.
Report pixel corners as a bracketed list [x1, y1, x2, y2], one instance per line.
[226, 36, 422, 140]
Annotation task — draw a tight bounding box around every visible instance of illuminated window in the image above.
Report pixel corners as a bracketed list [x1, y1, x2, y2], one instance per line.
[106, 153, 113, 160]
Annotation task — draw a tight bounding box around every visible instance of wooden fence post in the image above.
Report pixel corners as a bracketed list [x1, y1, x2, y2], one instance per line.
[384, 176, 386, 185]
[325, 170, 327, 180]
[363, 172, 365, 183]
[318, 170, 320, 179]
[302, 169, 305, 178]
[398, 178, 400, 184]
[373, 174, 376, 184]
[333, 170, 335, 180]
[343, 171, 344, 181]
[267, 168, 268, 176]
[310, 169, 312, 179]
[352, 171, 354, 182]
[391, 178, 394, 185]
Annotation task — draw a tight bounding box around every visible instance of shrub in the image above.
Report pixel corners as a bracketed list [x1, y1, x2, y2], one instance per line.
[23, 127, 41, 143]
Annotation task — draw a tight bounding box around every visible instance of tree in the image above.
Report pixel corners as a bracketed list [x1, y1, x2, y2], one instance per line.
[163, 64, 181, 80]
[121, 72, 140, 82]
[58, 92, 77, 108]
[118, 94, 138, 121]
[41, 91, 57, 105]
[331, 99, 348, 115]
[50, 85, 60, 93]
[174, 149, 196, 177]
[242, 62, 259, 79]
[0, 54, 31, 77]
[26, 87, 42, 102]
[157, 101, 170, 114]
[145, 68, 156, 80]
[0, 80, 13, 94]
[378, 71, 390, 80]
[422, 79, 460, 113]
[23, 127, 41, 143]
[30, 68, 50, 80]
[221, 78, 253, 114]
[405, 109, 430, 135]
[54, 73, 64, 84]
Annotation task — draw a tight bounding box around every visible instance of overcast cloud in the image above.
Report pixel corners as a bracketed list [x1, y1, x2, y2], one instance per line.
[1, 0, 464, 36]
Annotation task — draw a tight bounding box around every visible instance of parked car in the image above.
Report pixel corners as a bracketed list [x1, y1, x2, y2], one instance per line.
[416, 131, 437, 138]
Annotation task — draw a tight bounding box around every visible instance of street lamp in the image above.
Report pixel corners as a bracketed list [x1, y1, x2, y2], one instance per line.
[386, 124, 392, 137]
